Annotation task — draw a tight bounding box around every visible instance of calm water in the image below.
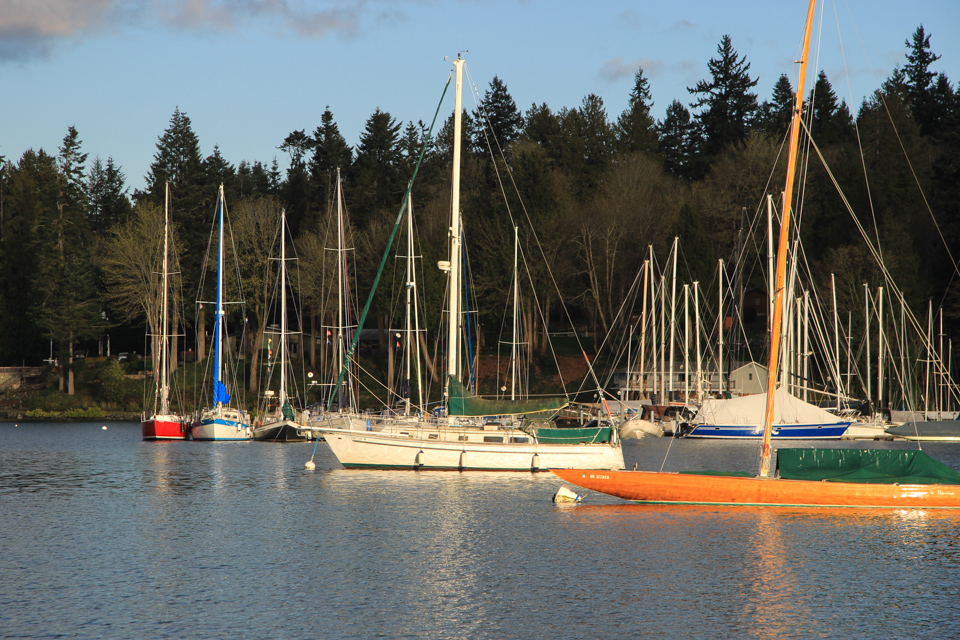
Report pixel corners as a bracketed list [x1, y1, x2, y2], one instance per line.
[3, 422, 960, 639]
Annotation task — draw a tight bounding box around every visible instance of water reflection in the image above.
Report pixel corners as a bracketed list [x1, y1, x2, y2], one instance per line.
[5, 423, 960, 639]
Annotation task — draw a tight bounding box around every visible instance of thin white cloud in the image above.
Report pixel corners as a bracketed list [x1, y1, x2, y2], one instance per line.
[0, 0, 370, 61]
[600, 56, 665, 82]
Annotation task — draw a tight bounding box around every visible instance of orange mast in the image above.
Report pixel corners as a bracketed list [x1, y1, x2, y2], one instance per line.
[760, 0, 818, 477]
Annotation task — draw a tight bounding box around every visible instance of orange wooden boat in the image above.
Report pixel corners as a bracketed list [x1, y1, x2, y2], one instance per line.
[551, 468, 960, 509]
[552, 0, 960, 509]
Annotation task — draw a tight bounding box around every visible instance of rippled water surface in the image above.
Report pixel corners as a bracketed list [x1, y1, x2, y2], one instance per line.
[3, 422, 960, 639]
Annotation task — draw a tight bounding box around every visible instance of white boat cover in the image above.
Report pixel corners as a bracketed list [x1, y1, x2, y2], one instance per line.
[695, 387, 846, 426]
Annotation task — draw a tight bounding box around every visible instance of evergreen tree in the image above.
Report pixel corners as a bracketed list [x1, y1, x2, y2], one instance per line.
[903, 25, 942, 136]
[688, 35, 759, 159]
[473, 76, 523, 153]
[658, 100, 699, 179]
[350, 108, 403, 227]
[808, 70, 855, 145]
[672, 203, 714, 286]
[616, 68, 658, 154]
[143, 108, 206, 287]
[756, 74, 794, 136]
[35, 129, 103, 391]
[0, 150, 52, 362]
[522, 102, 562, 164]
[306, 107, 353, 233]
[279, 129, 312, 239]
[87, 156, 132, 233]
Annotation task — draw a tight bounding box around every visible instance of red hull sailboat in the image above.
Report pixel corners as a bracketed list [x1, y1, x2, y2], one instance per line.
[142, 184, 187, 441]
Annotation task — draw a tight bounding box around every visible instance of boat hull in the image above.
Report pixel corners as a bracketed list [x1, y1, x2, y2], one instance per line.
[885, 421, 960, 442]
[142, 415, 187, 440]
[252, 419, 312, 442]
[551, 468, 960, 508]
[685, 422, 850, 439]
[314, 424, 624, 471]
[191, 415, 250, 441]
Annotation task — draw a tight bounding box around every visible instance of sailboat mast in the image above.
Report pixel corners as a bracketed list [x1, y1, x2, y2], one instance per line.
[760, 0, 817, 477]
[446, 55, 464, 390]
[639, 259, 649, 399]
[215, 184, 225, 407]
[279, 208, 288, 408]
[159, 183, 171, 416]
[404, 193, 415, 416]
[718, 258, 724, 397]
[669, 237, 678, 398]
[511, 225, 519, 401]
[335, 169, 347, 410]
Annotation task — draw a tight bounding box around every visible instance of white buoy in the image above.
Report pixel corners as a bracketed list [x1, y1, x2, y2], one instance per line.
[304, 459, 316, 470]
[102, 425, 108, 430]
[553, 485, 583, 503]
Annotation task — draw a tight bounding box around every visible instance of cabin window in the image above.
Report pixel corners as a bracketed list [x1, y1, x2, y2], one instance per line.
[510, 437, 529, 443]
[483, 436, 504, 443]
[458, 435, 470, 442]
[428, 434, 439, 440]
[749, 373, 753, 380]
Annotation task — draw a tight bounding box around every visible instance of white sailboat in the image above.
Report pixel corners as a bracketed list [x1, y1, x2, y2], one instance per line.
[191, 185, 250, 441]
[311, 56, 624, 471]
[253, 209, 311, 441]
[142, 183, 187, 440]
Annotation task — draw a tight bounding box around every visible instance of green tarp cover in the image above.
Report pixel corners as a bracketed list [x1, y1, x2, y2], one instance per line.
[281, 400, 296, 421]
[537, 427, 612, 444]
[447, 376, 567, 417]
[777, 448, 960, 484]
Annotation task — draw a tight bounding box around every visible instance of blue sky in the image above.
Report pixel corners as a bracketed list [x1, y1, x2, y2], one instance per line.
[2, 0, 958, 192]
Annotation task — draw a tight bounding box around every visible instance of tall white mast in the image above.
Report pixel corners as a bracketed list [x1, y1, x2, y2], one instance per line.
[279, 208, 288, 409]
[649, 246, 658, 400]
[718, 259, 724, 396]
[767, 194, 774, 334]
[159, 183, 170, 416]
[694, 281, 702, 401]
[803, 290, 810, 403]
[336, 170, 345, 409]
[683, 283, 690, 403]
[668, 237, 678, 398]
[511, 225, 519, 401]
[639, 259, 649, 399]
[832, 273, 841, 411]
[446, 55, 465, 391]
[865, 284, 872, 410]
[878, 286, 884, 414]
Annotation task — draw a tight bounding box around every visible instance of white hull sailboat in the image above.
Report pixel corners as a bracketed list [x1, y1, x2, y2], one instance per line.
[321, 416, 623, 471]
[191, 185, 250, 441]
[309, 56, 623, 471]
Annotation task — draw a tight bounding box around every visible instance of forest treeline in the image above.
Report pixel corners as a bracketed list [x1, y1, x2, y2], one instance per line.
[1, 27, 958, 397]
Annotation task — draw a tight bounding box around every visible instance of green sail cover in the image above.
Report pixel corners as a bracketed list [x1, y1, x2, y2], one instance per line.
[777, 448, 960, 485]
[447, 376, 567, 417]
[537, 427, 612, 444]
[281, 400, 296, 421]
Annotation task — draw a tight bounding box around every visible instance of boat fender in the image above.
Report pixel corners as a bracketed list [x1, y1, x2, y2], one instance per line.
[553, 485, 582, 503]
[415, 450, 425, 468]
[459, 451, 467, 470]
[532, 453, 540, 471]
